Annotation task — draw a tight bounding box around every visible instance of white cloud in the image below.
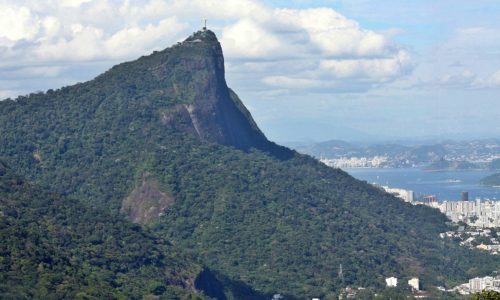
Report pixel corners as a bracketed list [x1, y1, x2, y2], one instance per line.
[218, 7, 411, 92]
[0, 4, 40, 42]
[319, 50, 411, 80]
[222, 19, 281, 58]
[60, 0, 93, 8]
[34, 24, 105, 61]
[117, 0, 270, 24]
[179, 0, 269, 20]
[105, 17, 187, 58]
[42, 16, 61, 38]
[275, 8, 387, 57]
[0, 0, 411, 97]
[219, 7, 397, 60]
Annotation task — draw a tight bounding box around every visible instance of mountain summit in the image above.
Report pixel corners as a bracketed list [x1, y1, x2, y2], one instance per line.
[1, 30, 499, 299]
[103, 29, 291, 158]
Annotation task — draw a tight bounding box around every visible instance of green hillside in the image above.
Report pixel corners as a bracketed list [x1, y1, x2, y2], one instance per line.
[1, 30, 498, 299]
[0, 161, 212, 299]
[145, 134, 498, 297]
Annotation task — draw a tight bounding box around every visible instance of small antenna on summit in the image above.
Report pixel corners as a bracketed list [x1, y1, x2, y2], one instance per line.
[202, 18, 207, 31]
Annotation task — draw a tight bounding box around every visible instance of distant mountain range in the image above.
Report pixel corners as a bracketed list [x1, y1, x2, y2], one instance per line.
[293, 139, 500, 169]
[1, 30, 499, 299]
[481, 173, 500, 187]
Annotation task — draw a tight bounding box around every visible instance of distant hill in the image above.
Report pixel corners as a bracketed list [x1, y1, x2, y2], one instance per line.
[425, 159, 479, 171]
[480, 173, 500, 186]
[1, 30, 498, 298]
[489, 158, 500, 170]
[294, 139, 498, 169]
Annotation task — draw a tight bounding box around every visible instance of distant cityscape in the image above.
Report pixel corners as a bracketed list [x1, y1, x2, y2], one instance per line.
[295, 175, 500, 297]
[381, 275, 499, 297]
[321, 156, 391, 168]
[320, 153, 500, 169]
[374, 184, 500, 295]
[451, 276, 500, 295]
[296, 139, 500, 169]
[312, 140, 500, 296]
[377, 186, 500, 229]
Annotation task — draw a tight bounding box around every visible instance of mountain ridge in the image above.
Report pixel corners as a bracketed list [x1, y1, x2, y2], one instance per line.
[1, 30, 499, 299]
[99, 29, 292, 159]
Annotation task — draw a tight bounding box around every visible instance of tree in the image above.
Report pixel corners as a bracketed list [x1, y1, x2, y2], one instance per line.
[472, 290, 500, 300]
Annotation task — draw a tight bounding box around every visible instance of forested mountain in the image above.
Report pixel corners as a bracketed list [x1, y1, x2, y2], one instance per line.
[0, 161, 213, 299]
[1, 30, 499, 299]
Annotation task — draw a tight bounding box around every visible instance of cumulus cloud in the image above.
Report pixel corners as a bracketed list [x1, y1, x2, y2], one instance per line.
[278, 8, 387, 57]
[319, 50, 411, 79]
[33, 24, 105, 61]
[219, 7, 411, 92]
[0, 0, 411, 98]
[222, 19, 282, 58]
[0, 4, 40, 43]
[219, 7, 401, 60]
[60, 0, 93, 8]
[0, 1, 189, 61]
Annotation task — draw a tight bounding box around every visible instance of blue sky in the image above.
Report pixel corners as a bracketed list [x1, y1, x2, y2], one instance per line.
[0, 0, 499, 143]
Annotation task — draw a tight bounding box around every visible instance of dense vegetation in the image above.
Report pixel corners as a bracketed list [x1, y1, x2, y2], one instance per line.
[1, 30, 498, 299]
[0, 161, 210, 299]
[147, 134, 499, 297]
[472, 290, 500, 300]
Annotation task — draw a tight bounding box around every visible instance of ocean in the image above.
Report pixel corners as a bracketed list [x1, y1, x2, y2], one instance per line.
[344, 168, 500, 201]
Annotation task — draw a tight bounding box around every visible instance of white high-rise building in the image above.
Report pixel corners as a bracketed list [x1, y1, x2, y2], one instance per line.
[386, 277, 398, 287]
[468, 276, 500, 293]
[408, 278, 419, 291]
[381, 186, 414, 202]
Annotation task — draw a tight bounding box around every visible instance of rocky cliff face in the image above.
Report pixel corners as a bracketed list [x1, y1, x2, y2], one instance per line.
[125, 29, 292, 158]
[175, 31, 290, 157]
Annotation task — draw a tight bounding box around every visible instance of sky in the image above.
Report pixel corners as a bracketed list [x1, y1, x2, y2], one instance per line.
[0, 0, 499, 143]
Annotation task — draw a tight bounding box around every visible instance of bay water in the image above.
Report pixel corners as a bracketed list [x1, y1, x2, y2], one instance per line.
[345, 168, 500, 201]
